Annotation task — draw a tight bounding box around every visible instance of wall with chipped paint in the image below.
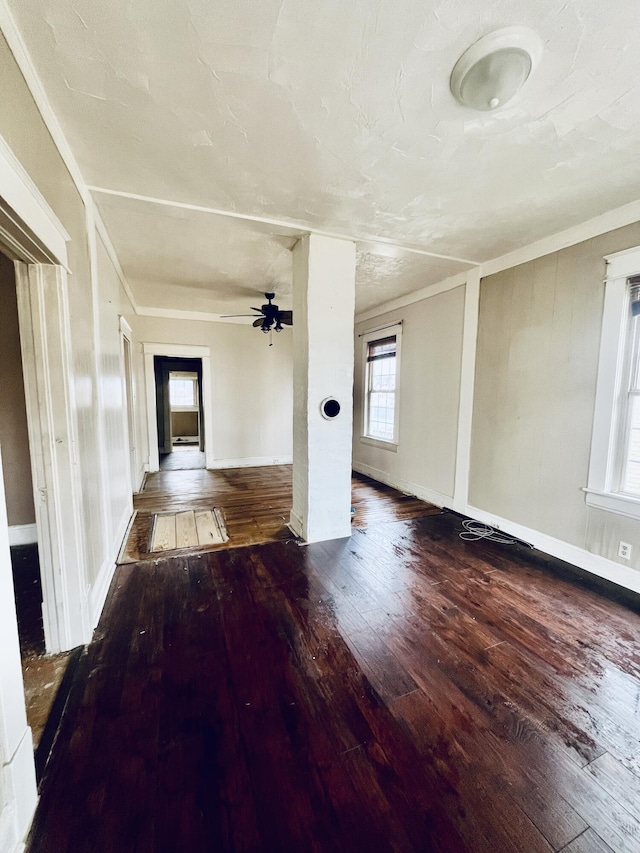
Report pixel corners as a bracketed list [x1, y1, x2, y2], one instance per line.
[132, 316, 293, 465]
[353, 285, 466, 504]
[0, 30, 137, 598]
[469, 221, 640, 574]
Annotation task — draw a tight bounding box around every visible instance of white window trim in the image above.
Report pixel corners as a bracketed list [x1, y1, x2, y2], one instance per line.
[360, 324, 402, 450]
[585, 247, 640, 519]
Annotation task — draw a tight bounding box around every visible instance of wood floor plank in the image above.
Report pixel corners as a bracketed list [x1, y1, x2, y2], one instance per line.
[174, 510, 198, 549]
[194, 510, 224, 545]
[151, 514, 176, 552]
[560, 828, 617, 852]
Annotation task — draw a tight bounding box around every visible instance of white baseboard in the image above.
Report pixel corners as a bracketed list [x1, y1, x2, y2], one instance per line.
[289, 510, 304, 540]
[210, 455, 293, 470]
[8, 524, 37, 546]
[466, 504, 640, 596]
[89, 503, 133, 628]
[352, 460, 453, 510]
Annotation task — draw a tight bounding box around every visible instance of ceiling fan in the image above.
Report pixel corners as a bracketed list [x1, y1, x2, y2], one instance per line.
[222, 293, 293, 334]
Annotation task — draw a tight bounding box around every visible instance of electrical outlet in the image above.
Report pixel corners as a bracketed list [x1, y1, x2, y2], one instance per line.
[618, 541, 632, 560]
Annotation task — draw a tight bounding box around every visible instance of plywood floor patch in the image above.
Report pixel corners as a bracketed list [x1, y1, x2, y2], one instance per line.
[150, 509, 228, 552]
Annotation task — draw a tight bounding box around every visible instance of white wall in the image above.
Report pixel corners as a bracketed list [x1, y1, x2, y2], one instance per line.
[353, 285, 466, 505]
[133, 315, 293, 466]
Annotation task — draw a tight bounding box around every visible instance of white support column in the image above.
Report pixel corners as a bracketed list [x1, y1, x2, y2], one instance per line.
[290, 234, 356, 543]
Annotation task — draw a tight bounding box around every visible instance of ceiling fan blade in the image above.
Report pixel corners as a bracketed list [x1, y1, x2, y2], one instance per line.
[250, 307, 264, 313]
[278, 311, 293, 325]
[221, 313, 264, 318]
[252, 317, 265, 327]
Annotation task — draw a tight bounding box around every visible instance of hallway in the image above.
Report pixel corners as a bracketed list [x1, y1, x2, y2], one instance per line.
[28, 512, 640, 852]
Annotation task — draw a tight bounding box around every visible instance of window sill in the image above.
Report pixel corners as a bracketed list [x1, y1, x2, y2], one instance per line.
[584, 487, 640, 520]
[360, 435, 398, 452]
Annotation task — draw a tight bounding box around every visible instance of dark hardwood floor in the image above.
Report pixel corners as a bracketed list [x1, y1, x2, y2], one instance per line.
[28, 512, 640, 852]
[120, 466, 438, 562]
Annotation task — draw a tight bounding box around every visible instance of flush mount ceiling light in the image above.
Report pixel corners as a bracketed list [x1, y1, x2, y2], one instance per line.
[450, 26, 543, 111]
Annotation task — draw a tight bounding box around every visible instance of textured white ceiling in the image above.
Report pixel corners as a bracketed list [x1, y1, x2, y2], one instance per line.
[9, 0, 640, 313]
[94, 192, 468, 314]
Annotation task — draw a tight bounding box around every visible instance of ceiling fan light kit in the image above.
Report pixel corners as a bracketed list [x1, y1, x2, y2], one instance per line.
[221, 292, 293, 344]
[450, 27, 543, 112]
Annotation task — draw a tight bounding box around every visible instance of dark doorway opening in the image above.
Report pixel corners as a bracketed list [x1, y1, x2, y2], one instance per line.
[154, 356, 205, 470]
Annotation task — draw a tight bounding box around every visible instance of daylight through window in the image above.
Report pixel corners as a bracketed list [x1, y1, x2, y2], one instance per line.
[365, 335, 398, 442]
[169, 373, 198, 409]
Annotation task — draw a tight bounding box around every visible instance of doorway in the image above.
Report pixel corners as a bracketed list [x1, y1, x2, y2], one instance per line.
[155, 356, 205, 470]
[143, 343, 214, 472]
[0, 250, 74, 759]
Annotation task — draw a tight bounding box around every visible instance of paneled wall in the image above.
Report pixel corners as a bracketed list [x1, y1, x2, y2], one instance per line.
[353, 285, 466, 504]
[470, 221, 640, 571]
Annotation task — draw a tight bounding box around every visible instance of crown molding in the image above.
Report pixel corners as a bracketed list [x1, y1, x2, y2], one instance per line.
[480, 199, 640, 278]
[136, 305, 255, 325]
[355, 271, 468, 324]
[92, 203, 139, 314]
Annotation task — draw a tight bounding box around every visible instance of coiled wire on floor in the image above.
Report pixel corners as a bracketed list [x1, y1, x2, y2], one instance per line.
[458, 518, 523, 545]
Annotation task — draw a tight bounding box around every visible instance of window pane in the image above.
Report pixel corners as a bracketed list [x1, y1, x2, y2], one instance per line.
[169, 378, 196, 407]
[365, 333, 399, 442]
[622, 394, 640, 495]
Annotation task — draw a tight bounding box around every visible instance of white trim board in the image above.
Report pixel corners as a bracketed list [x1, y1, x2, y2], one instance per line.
[355, 272, 468, 325]
[8, 524, 37, 547]
[89, 502, 132, 628]
[142, 342, 211, 358]
[0, 135, 69, 268]
[88, 186, 479, 266]
[352, 460, 453, 512]
[453, 270, 480, 513]
[210, 455, 293, 470]
[466, 504, 640, 596]
[137, 306, 254, 325]
[480, 199, 640, 279]
[93, 204, 138, 314]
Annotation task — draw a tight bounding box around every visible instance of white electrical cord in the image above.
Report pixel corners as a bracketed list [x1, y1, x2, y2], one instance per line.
[458, 518, 519, 544]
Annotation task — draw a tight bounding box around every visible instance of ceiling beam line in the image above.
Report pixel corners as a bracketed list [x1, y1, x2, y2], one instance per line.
[87, 185, 481, 267]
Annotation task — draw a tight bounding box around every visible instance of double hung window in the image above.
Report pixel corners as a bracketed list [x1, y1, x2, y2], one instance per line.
[586, 248, 640, 518]
[361, 326, 401, 447]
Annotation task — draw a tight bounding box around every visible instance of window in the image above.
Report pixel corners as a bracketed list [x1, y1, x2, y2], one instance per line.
[585, 248, 640, 519]
[169, 372, 198, 410]
[361, 326, 402, 448]
[620, 278, 640, 495]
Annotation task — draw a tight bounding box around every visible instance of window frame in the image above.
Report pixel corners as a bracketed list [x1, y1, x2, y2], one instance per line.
[360, 325, 402, 451]
[585, 247, 640, 519]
